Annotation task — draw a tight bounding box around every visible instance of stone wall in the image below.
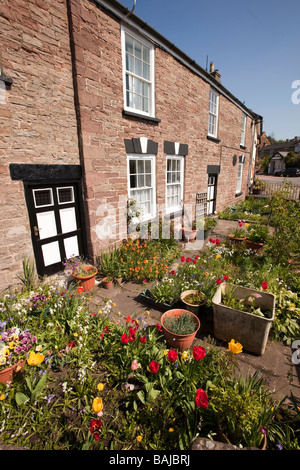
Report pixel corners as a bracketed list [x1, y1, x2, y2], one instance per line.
[70, 0, 254, 256]
[0, 0, 80, 289]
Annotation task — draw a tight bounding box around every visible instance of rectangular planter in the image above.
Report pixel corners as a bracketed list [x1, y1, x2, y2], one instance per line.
[212, 283, 276, 355]
[137, 289, 178, 312]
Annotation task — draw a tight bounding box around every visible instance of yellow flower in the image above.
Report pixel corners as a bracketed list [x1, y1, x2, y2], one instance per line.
[168, 428, 174, 433]
[97, 383, 104, 391]
[0, 394, 5, 401]
[216, 254, 221, 259]
[92, 397, 103, 414]
[245, 223, 249, 228]
[8, 341, 17, 350]
[181, 351, 188, 361]
[228, 339, 243, 354]
[112, 303, 116, 307]
[73, 333, 78, 337]
[35, 345, 42, 352]
[27, 351, 44, 366]
[136, 435, 142, 442]
[163, 349, 168, 356]
[98, 309, 102, 314]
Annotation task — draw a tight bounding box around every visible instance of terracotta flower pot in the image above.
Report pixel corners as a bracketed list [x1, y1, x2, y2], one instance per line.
[228, 234, 246, 245]
[182, 227, 197, 242]
[245, 239, 264, 252]
[161, 309, 200, 351]
[0, 359, 26, 385]
[72, 266, 98, 292]
[102, 277, 114, 289]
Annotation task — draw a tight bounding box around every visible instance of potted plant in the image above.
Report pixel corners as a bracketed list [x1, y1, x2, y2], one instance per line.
[160, 308, 200, 351]
[182, 223, 198, 242]
[212, 283, 276, 355]
[138, 278, 179, 311]
[65, 255, 98, 292]
[245, 224, 269, 252]
[0, 327, 35, 384]
[228, 220, 247, 244]
[180, 288, 207, 315]
[101, 276, 114, 289]
[252, 178, 266, 195]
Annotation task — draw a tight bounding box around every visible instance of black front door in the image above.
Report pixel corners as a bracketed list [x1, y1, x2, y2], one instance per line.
[24, 182, 85, 276]
[207, 174, 218, 215]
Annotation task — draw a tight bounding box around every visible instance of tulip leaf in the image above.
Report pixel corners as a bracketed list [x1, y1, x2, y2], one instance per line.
[15, 392, 29, 406]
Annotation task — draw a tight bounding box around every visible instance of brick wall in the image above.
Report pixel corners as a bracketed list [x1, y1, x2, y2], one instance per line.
[0, 0, 257, 290]
[0, 0, 80, 288]
[70, 0, 254, 254]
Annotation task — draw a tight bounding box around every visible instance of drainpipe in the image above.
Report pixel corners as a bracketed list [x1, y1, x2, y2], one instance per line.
[126, 0, 136, 17]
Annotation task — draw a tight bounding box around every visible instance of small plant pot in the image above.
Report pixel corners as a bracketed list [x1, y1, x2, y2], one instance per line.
[72, 266, 98, 292]
[102, 277, 114, 289]
[245, 239, 264, 252]
[182, 227, 197, 242]
[180, 290, 207, 316]
[0, 360, 26, 385]
[228, 234, 246, 245]
[161, 309, 200, 351]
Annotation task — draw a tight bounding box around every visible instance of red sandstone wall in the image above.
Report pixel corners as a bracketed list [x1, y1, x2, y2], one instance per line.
[70, 0, 254, 254]
[0, 0, 80, 288]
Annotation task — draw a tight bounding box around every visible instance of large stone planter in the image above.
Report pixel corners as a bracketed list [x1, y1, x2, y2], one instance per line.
[212, 283, 276, 355]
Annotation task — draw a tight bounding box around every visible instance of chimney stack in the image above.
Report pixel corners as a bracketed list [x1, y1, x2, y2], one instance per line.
[209, 61, 221, 82]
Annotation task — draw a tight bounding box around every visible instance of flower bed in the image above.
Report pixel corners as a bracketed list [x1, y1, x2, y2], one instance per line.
[0, 219, 300, 449]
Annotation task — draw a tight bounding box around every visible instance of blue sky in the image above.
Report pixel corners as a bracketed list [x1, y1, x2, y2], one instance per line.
[120, 0, 300, 140]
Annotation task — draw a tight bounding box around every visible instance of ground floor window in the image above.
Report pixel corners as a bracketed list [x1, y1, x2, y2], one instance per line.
[236, 156, 245, 194]
[166, 156, 184, 213]
[127, 154, 156, 220]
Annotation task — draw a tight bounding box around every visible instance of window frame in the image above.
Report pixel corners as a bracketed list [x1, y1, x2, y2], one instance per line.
[127, 153, 156, 221]
[165, 155, 184, 214]
[208, 88, 219, 138]
[121, 26, 155, 118]
[240, 113, 246, 147]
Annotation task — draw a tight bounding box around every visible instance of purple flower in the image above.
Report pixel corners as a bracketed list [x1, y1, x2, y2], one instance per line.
[260, 426, 268, 435]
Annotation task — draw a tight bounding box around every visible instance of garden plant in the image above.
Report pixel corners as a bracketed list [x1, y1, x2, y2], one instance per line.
[0, 183, 299, 450]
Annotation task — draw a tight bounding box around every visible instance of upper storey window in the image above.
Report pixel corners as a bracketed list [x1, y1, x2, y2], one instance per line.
[208, 88, 219, 138]
[122, 27, 155, 118]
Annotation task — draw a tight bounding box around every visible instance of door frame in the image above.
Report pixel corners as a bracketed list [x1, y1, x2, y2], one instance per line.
[10, 163, 88, 277]
[24, 181, 87, 276]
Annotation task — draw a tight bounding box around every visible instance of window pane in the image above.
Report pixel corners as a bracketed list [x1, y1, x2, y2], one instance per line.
[57, 187, 74, 204]
[129, 159, 136, 174]
[125, 34, 133, 54]
[138, 174, 144, 188]
[134, 39, 142, 59]
[145, 160, 151, 173]
[145, 174, 151, 187]
[143, 46, 150, 63]
[135, 58, 143, 77]
[130, 174, 137, 189]
[126, 53, 134, 73]
[33, 189, 53, 208]
[137, 159, 144, 174]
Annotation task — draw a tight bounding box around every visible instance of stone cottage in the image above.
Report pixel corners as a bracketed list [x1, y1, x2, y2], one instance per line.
[0, 0, 262, 288]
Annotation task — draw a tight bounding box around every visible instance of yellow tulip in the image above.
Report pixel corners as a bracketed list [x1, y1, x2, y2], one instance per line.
[92, 397, 103, 414]
[228, 339, 243, 354]
[181, 351, 188, 361]
[27, 351, 44, 366]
